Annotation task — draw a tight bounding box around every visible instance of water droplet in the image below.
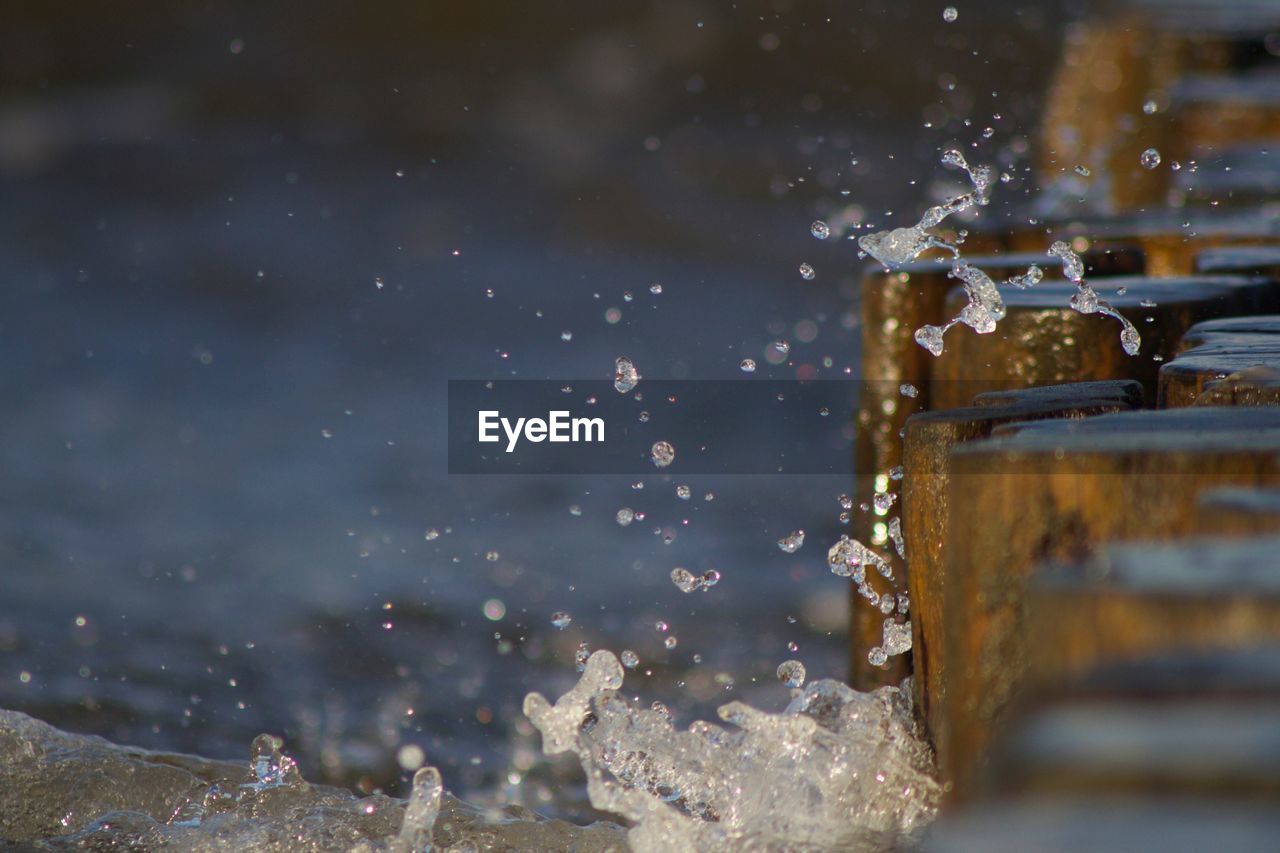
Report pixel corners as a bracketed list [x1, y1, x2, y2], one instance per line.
[1140, 148, 1161, 170]
[838, 494, 853, 510]
[574, 642, 590, 671]
[655, 620, 669, 632]
[942, 6, 958, 22]
[873, 492, 897, 513]
[670, 567, 703, 593]
[664, 635, 679, 649]
[614, 356, 641, 394]
[777, 530, 806, 553]
[914, 325, 945, 356]
[651, 441, 676, 468]
[560, 330, 573, 342]
[882, 619, 913, 655]
[616, 508, 635, 527]
[773, 340, 791, 355]
[424, 528, 440, 541]
[374, 276, 385, 290]
[799, 263, 816, 281]
[650, 283, 663, 295]
[249, 734, 302, 789]
[740, 358, 757, 373]
[551, 611, 573, 630]
[810, 220, 830, 240]
[1074, 165, 1091, 177]
[868, 646, 888, 666]
[1142, 99, 1158, 115]
[776, 660, 806, 688]
[701, 569, 721, 587]
[899, 383, 919, 398]
[568, 505, 582, 516]
[676, 484, 692, 500]
[486, 550, 500, 562]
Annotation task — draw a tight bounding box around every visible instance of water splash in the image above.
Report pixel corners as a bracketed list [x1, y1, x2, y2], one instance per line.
[857, 149, 991, 269]
[1047, 241, 1141, 355]
[523, 651, 941, 852]
[860, 151, 1140, 359]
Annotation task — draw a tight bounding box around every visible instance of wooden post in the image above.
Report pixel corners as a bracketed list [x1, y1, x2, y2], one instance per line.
[851, 251, 1141, 689]
[942, 407, 1280, 796]
[1194, 486, 1280, 536]
[1158, 315, 1280, 406]
[1026, 537, 1280, 705]
[983, 644, 1280, 799]
[929, 274, 1280, 409]
[1008, 212, 1280, 276]
[900, 380, 1142, 767]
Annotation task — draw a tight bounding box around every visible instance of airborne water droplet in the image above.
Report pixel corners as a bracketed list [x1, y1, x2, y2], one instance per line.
[616, 508, 635, 527]
[799, 263, 816, 281]
[811, 220, 830, 240]
[1140, 148, 1161, 170]
[942, 6, 958, 22]
[670, 567, 703, 593]
[777, 530, 806, 553]
[776, 660, 806, 688]
[740, 358, 757, 373]
[620, 649, 639, 669]
[614, 356, 641, 394]
[551, 611, 572, 629]
[651, 441, 676, 468]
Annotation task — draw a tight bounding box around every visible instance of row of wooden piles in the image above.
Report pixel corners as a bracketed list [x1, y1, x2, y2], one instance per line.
[847, 3, 1280, 848]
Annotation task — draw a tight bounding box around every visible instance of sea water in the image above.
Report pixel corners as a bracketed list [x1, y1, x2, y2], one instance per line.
[0, 3, 1150, 850]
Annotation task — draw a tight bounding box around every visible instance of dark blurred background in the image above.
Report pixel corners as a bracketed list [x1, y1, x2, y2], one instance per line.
[0, 0, 1069, 815]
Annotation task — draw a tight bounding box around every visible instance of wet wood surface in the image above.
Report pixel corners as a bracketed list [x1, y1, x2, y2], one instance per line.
[1193, 486, 1280, 536]
[900, 380, 1142, 763]
[1026, 538, 1280, 712]
[922, 798, 1280, 853]
[930, 275, 1280, 409]
[850, 252, 1141, 689]
[1158, 315, 1280, 406]
[941, 407, 1280, 795]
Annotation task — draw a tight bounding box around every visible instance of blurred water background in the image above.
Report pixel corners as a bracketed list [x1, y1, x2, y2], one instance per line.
[0, 0, 1066, 818]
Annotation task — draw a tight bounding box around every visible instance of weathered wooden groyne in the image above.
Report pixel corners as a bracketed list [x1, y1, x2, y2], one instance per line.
[850, 2, 1280, 844]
